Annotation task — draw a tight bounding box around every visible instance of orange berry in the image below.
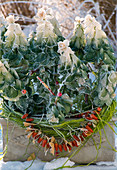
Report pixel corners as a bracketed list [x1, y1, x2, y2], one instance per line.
[72, 140, 78, 147]
[73, 135, 80, 141]
[67, 145, 72, 151]
[97, 107, 102, 112]
[42, 139, 47, 147]
[71, 141, 75, 147]
[82, 132, 87, 137]
[47, 143, 50, 148]
[63, 143, 67, 151]
[26, 118, 34, 122]
[54, 143, 59, 152]
[80, 135, 84, 141]
[86, 125, 93, 133]
[21, 113, 28, 119]
[58, 144, 62, 152]
[32, 132, 38, 138]
[90, 114, 98, 120]
[22, 89, 27, 94]
[38, 137, 43, 143]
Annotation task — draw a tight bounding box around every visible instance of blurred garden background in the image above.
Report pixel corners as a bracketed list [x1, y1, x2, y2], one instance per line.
[0, 0, 116, 48]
